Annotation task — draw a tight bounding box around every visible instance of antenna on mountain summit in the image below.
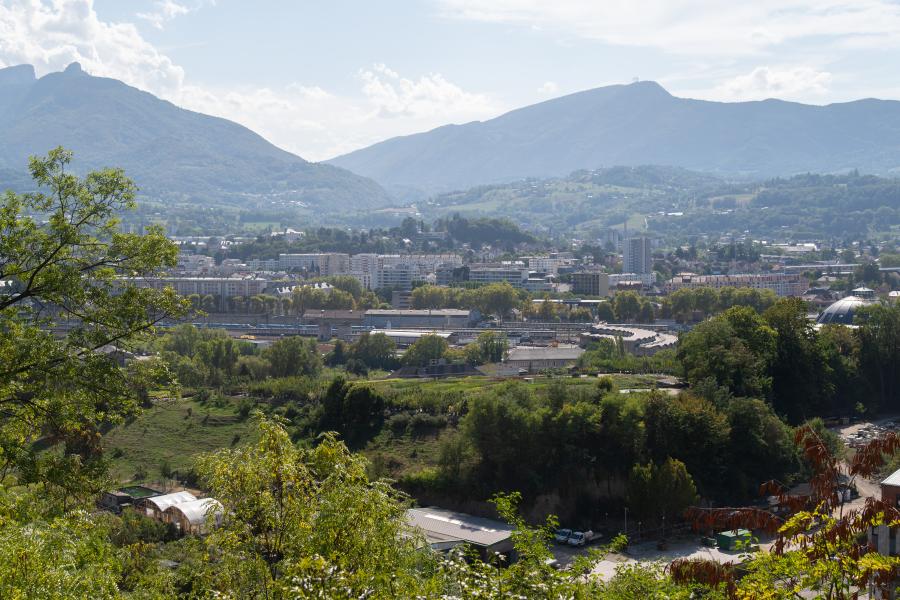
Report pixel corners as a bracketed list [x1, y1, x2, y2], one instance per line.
[632, 77, 639, 83]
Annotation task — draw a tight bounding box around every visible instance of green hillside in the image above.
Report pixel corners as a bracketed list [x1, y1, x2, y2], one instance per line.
[0, 63, 390, 210]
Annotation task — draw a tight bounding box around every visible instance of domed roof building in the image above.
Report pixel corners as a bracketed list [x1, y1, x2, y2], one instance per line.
[816, 296, 871, 325]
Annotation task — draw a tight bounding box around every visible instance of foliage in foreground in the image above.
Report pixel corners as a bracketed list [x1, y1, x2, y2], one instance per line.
[0, 415, 705, 599]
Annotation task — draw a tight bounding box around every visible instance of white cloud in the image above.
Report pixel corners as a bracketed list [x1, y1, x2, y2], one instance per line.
[0, 0, 502, 160]
[712, 66, 833, 101]
[137, 0, 190, 29]
[537, 81, 559, 95]
[437, 0, 900, 56]
[0, 0, 184, 95]
[173, 64, 501, 160]
[359, 63, 497, 120]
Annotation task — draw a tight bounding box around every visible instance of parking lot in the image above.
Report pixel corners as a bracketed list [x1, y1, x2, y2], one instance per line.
[548, 530, 776, 581]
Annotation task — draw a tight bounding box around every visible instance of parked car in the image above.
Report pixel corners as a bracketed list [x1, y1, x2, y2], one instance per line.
[567, 530, 596, 547]
[554, 528, 573, 544]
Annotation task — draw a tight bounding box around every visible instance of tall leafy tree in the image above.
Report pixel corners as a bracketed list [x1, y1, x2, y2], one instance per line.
[348, 332, 398, 371]
[857, 303, 900, 411]
[0, 148, 187, 504]
[263, 335, 322, 378]
[764, 298, 833, 422]
[401, 334, 449, 367]
[677, 315, 773, 398]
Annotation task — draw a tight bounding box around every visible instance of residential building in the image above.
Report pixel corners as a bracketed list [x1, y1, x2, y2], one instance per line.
[436, 265, 470, 286]
[391, 290, 413, 309]
[468, 265, 529, 288]
[664, 272, 806, 297]
[377, 263, 416, 290]
[524, 276, 553, 293]
[868, 468, 900, 595]
[623, 236, 653, 275]
[124, 277, 269, 309]
[318, 253, 350, 276]
[175, 253, 215, 275]
[609, 272, 655, 288]
[572, 272, 610, 297]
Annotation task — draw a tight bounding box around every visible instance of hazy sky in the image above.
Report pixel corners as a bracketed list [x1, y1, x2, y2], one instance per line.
[2, 0, 900, 161]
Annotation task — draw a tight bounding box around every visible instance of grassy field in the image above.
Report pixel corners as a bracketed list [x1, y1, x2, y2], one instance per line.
[103, 395, 257, 484]
[369, 373, 665, 395]
[103, 373, 670, 486]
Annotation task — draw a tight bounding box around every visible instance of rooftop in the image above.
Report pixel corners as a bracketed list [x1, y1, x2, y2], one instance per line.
[506, 345, 585, 361]
[406, 507, 513, 548]
[816, 296, 871, 325]
[164, 498, 224, 525]
[370, 329, 454, 339]
[883, 468, 900, 487]
[117, 485, 162, 499]
[365, 309, 470, 317]
[142, 491, 197, 511]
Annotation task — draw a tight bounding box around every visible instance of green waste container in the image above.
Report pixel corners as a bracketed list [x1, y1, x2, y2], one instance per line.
[716, 529, 751, 551]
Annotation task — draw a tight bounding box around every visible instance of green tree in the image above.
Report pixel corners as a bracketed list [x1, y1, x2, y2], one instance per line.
[642, 393, 730, 496]
[596, 301, 616, 322]
[0, 148, 187, 506]
[464, 330, 509, 365]
[476, 282, 519, 322]
[764, 298, 833, 422]
[613, 291, 642, 322]
[677, 310, 774, 398]
[725, 398, 797, 500]
[320, 378, 386, 446]
[0, 510, 123, 598]
[195, 415, 422, 597]
[263, 335, 322, 378]
[401, 334, 450, 367]
[857, 303, 900, 411]
[410, 284, 449, 309]
[627, 458, 699, 525]
[348, 332, 398, 371]
[325, 338, 348, 366]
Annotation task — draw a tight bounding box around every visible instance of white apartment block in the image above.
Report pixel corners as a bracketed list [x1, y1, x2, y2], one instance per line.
[124, 277, 269, 300]
[176, 253, 215, 274]
[468, 265, 529, 288]
[664, 273, 806, 297]
[376, 263, 416, 289]
[246, 253, 350, 275]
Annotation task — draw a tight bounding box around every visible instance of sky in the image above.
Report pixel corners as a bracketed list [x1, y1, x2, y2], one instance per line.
[2, 1, 900, 161]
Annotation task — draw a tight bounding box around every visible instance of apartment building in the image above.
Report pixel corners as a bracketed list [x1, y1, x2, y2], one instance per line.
[468, 265, 529, 288]
[124, 276, 269, 309]
[623, 236, 653, 275]
[664, 272, 806, 297]
[571, 271, 610, 297]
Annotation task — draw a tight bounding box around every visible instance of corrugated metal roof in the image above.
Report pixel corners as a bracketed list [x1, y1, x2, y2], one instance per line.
[406, 507, 513, 548]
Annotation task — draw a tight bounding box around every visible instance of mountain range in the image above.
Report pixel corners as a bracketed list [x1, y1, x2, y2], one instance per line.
[329, 81, 900, 196]
[0, 63, 389, 209]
